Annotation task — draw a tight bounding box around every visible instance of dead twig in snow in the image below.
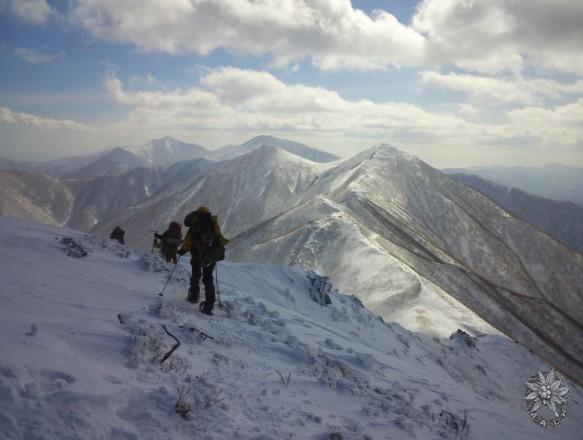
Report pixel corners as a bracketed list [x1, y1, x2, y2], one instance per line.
[160, 325, 181, 363]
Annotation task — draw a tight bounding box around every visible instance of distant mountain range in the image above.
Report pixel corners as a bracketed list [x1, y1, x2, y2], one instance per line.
[0, 135, 338, 178]
[0, 167, 165, 230]
[0, 135, 338, 233]
[1, 136, 582, 386]
[0, 150, 109, 176]
[450, 173, 583, 254]
[443, 164, 583, 206]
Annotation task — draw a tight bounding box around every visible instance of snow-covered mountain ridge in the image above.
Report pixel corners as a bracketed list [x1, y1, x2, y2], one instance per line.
[0, 217, 580, 439]
[3, 141, 583, 391]
[89, 144, 583, 387]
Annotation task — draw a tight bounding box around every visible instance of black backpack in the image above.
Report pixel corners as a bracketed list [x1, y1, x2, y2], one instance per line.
[184, 211, 225, 264]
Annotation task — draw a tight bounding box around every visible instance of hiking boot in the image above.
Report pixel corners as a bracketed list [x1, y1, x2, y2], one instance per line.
[187, 288, 199, 304]
[199, 301, 213, 315]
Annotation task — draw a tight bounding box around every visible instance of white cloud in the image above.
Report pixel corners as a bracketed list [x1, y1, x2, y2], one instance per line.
[68, 0, 583, 76]
[71, 0, 425, 70]
[506, 99, 583, 146]
[3, 0, 54, 25]
[419, 71, 583, 106]
[413, 0, 583, 74]
[103, 67, 583, 157]
[105, 67, 470, 136]
[0, 106, 91, 130]
[420, 71, 536, 105]
[14, 47, 65, 64]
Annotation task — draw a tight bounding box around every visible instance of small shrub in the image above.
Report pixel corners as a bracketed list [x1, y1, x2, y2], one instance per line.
[175, 386, 193, 420]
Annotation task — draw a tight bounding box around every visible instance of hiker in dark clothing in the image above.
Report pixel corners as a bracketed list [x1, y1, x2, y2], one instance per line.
[110, 226, 125, 244]
[177, 207, 229, 315]
[155, 221, 182, 264]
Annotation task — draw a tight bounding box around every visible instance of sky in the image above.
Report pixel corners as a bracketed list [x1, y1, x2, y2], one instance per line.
[0, 0, 582, 168]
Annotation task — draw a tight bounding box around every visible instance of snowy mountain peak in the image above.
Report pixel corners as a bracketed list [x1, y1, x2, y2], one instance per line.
[127, 136, 209, 167]
[239, 135, 339, 163]
[365, 144, 420, 164]
[241, 134, 280, 145]
[71, 147, 147, 178]
[241, 134, 299, 148]
[141, 135, 191, 150]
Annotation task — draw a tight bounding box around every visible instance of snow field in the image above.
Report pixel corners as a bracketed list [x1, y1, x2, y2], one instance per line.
[0, 217, 581, 439]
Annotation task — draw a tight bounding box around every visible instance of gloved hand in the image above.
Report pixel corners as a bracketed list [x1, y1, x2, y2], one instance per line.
[177, 248, 186, 256]
[154, 233, 162, 239]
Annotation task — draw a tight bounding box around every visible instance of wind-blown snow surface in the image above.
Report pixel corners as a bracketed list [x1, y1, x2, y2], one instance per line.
[1, 217, 581, 439]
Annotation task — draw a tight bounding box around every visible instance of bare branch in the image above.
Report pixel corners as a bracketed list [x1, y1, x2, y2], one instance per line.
[189, 326, 215, 341]
[160, 325, 181, 363]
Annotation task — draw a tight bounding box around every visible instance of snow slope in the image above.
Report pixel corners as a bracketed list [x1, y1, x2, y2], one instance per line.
[226, 145, 583, 386]
[0, 217, 581, 439]
[0, 171, 76, 226]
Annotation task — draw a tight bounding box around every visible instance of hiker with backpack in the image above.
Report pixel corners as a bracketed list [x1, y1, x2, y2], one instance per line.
[110, 226, 125, 245]
[177, 207, 229, 315]
[154, 221, 183, 264]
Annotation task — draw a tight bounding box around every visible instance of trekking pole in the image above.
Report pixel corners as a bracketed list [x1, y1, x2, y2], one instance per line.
[158, 255, 181, 297]
[215, 263, 223, 308]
